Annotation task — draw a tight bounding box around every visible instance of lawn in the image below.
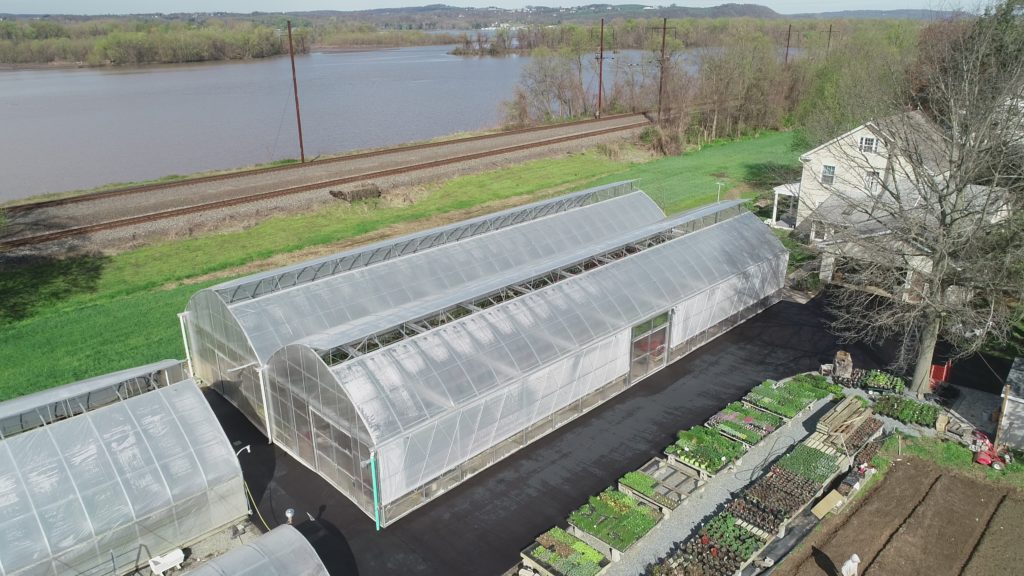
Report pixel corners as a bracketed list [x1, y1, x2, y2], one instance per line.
[594, 131, 799, 213]
[0, 132, 798, 400]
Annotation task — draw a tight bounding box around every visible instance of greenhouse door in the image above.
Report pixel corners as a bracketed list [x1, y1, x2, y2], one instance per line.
[630, 312, 670, 383]
[309, 408, 357, 489]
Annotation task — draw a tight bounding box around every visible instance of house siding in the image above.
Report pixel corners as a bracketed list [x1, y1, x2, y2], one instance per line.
[797, 126, 891, 226]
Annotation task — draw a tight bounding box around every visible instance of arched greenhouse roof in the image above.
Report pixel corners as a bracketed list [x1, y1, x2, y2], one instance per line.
[0, 359, 186, 439]
[270, 209, 784, 449]
[183, 525, 328, 576]
[193, 182, 664, 363]
[0, 380, 248, 576]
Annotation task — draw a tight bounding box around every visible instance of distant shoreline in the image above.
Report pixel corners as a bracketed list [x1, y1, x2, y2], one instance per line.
[0, 44, 449, 72]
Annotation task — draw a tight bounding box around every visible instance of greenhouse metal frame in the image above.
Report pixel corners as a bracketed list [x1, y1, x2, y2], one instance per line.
[0, 360, 188, 440]
[182, 183, 788, 527]
[0, 378, 248, 576]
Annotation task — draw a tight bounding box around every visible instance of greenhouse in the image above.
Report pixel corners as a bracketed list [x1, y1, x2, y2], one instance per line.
[183, 182, 788, 527]
[0, 374, 248, 576]
[184, 525, 328, 576]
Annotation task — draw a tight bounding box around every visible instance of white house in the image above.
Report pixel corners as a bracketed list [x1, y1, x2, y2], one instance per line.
[769, 110, 947, 239]
[775, 111, 1010, 303]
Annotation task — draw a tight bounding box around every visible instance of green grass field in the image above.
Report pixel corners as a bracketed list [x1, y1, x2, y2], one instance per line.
[594, 132, 800, 213]
[0, 131, 797, 400]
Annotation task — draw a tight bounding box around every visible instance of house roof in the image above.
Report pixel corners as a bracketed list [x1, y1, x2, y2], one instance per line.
[1008, 357, 1024, 398]
[869, 110, 949, 173]
[805, 182, 1004, 234]
[799, 110, 949, 174]
[0, 380, 247, 576]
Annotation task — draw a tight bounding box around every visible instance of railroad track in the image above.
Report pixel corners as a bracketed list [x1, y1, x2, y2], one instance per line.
[1, 118, 648, 250]
[4, 112, 647, 215]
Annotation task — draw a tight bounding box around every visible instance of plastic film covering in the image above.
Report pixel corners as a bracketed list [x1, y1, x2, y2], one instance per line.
[0, 381, 247, 576]
[0, 359, 186, 439]
[266, 211, 786, 510]
[216, 191, 664, 363]
[183, 525, 328, 576]
[184, 187, 660, 435]
[211, 180, 639, 305]
[296, 199, 747, 353]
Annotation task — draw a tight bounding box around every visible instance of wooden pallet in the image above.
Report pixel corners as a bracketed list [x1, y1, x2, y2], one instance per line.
[816, 397, 863, 433]
[803, 432, 841, 457]
[816, 397, 876, 450]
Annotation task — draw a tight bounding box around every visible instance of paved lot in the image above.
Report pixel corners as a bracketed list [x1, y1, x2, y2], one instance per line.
[209, 299, 880, 576]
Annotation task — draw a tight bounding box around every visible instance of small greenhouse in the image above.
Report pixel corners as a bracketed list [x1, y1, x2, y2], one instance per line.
[183, 182, 788, 527]
[183, 525, 328, 576]
[0, 370, 248, 576]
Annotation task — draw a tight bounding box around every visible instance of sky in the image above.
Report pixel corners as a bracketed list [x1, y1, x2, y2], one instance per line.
[0, 1, 952, 17]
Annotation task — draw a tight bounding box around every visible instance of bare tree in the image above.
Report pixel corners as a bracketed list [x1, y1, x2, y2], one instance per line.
[813, 1, 1024, 394]
[503, 47, 586, 123]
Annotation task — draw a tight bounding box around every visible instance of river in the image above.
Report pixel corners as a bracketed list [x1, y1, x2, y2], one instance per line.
[0, 46, 535, 202]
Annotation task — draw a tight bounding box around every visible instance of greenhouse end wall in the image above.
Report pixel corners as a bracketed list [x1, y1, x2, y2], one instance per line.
[183, 290, 267, 436]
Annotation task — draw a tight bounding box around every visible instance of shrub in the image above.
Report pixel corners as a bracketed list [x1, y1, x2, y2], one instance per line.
[776, 445, 839, 484]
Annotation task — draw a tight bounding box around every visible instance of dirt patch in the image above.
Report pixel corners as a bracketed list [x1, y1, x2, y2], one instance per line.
[961, 494, 1024, 576]
[865, 474, 1006, 576]
[724, 183, 755, 200]
[776, 457, 1023, 576]
[779, 458, 942, 576]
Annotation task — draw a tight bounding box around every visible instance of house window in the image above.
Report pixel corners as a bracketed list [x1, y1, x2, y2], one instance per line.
[859, 136, 878, 153]
[865, 171, 881, 193]
[810, 222, 828, 241]
[821, 165, 836, 186]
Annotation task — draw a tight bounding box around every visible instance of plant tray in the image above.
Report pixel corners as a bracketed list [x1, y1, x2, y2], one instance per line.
[522, 530, 610, 576]
[567, 490, 662, 556]
[664, 425, 747, 475]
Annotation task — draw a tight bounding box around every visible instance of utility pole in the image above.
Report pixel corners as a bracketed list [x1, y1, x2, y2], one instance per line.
[784, 24, 792, 66]
[826, 24, 833, 60]
[597, 18, 605, 118]
[287, 20, 306, 163]
[649, 18, 673, 122]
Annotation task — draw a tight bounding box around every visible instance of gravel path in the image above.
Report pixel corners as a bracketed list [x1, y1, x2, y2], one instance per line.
[3, 114, 646, 240]
[604, 397, 834, 576]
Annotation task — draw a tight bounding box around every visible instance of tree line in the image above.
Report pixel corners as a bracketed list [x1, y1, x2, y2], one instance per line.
[503, 17, 924, 153]
[0, 17, 459, 66]
[0, 19, 298, 65]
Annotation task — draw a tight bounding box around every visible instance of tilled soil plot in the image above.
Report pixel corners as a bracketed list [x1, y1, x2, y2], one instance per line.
[961, 494, 1024, 576]
[777, 459, 942, 576]
[865, 474, 1006, 576]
